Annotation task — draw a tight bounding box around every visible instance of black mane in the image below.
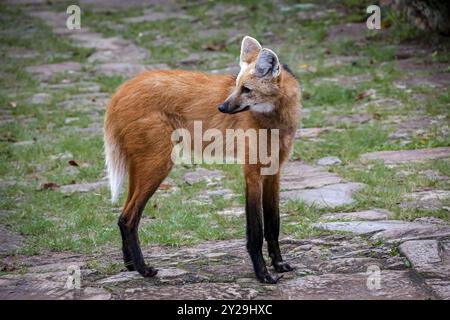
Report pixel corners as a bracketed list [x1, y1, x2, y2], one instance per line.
[282, 63, 298, 79]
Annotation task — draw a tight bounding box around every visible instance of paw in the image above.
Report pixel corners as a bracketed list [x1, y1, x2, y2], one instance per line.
[257, 272, 283, 284]
[273, 261, 294, 273]
[138, 266, 158, 277]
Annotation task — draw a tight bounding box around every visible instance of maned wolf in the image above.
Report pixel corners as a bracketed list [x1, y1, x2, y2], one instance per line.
[104, 36, 301, 283]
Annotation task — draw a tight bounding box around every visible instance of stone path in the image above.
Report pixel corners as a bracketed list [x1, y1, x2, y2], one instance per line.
[0, 225, 23, 257]
[1, 0, 449, 300]
[280, 161, 364, 208]
[2, 153, 449, 299]
[0, 234, 440, 300]
[182, 161, 365, 209]
[360, 147, 450, 165]
[23, 4, 168, 91]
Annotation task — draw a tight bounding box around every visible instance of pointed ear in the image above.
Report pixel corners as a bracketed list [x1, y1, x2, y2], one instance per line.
[255, 48, 281, 78]
[240, 36, 262, 67]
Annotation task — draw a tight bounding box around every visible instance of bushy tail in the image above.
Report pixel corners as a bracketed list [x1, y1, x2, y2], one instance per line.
[104, 132, 127, 203]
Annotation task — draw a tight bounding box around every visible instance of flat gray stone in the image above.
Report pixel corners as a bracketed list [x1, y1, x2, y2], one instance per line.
[65, 117, 79, 124]
[328, 113, 371, 125]
[12, 140, 34, 147]
[5, 0, 46, 5]
[421, 170, 449, 181]
[209, 65, 240, 75]
[263, 271, 432, 300]
[0, 115, 14, 125]
[402, 239, 450, 277]
[123, 11, 191, 23]
[401, 190, 450, 211]
[295, 127, 330, 139]
[327, 23, 368, 42]
[93, 63, 147, 77]
[360, 147, 450, 164]
[79, 0, 158, 9]
[399, 240, 442, 268]
[313, 220, 450, 241]
[178, 52, 233, 68]
[399, 240, 450, 299]
[58, 93, 110, 112]
[28, 10, 149, 64]
[0, 210, 14, 218]
[157, 267, 188, 278]
[42, 82, 101, 93]
[321, 209, 392, 221]
[50, 151, 73, 161]
[183, 168, 224, 185]
[78, 34, 148, 63]
[0, 180, 27, 189]
[323, 55, 360, 68]
[280, 161, 365, 208]
[0, 225, 23, 256]
[281, 182, 364, 208]
[414, 217, 449, 225]
[98, 272, 141, 284]
[27, 10, 75, 35]
[317, 156, 342, 166]
[123, 282, 258, 300]
[60, 181, 108, 194]
[0, 235, 436, 299]
[425, 279, 450, 300]
[25, 62, 82, 82]
[314, 74, 372, 87]
[0, 269, 111, 300]
[281, 162, 344, 190]
[216, 207, 245, 217]
[93, 63, 168, 77]
[388, 116, 448, 143]
[198, 28, 241, 38]
[30, 93, 51, 105]
[205, 188, 234, 199]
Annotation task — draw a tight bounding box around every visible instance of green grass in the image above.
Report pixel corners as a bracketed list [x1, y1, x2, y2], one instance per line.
[293, 124, 393, 163]
[1, 0, 449, 259]
[336, 160, 450, 222]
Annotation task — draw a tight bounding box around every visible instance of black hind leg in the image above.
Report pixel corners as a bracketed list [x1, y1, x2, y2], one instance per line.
[118, 220, 135, 271]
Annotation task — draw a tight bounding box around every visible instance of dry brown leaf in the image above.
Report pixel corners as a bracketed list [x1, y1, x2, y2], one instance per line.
[68, 160, 79, 167]
[40, 182, 60, 190]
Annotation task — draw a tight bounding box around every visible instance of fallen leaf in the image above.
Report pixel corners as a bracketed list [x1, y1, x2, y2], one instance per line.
[372, 112, 382, 120]
[381, 20, 391, 29]
[202, 42, 226, 51]
[1, 132, 17, 142]
[158, 183, 172, 190]
[355, 89, 376, 101]
[40, 182, 60, 190]
[68, 160, 79, 167]
[9, 101, 17, 108]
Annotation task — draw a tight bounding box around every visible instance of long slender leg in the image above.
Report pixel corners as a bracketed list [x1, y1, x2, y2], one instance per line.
[119, 220, 135, 271]
[263, 173, 293, 273]
[244, 166, 279, 283]
[118, 155, 172, 277]
[119, 176, 137, 271]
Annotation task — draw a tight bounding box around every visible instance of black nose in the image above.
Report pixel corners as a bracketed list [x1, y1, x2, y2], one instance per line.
[218, 102, 229, 113]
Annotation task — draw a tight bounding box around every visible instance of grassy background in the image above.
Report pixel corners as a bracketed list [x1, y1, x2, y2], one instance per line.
[0, 0, 449, 257]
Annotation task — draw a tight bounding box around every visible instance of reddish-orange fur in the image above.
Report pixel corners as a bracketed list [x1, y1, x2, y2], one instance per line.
[104, 37, 301, 282]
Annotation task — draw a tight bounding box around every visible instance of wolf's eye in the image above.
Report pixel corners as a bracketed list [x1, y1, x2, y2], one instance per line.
[242, 86, 251, 94]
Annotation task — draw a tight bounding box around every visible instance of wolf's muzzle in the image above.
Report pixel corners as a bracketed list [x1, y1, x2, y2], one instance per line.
[218, 101, 230, 113]
[218, 101, 250, 114]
